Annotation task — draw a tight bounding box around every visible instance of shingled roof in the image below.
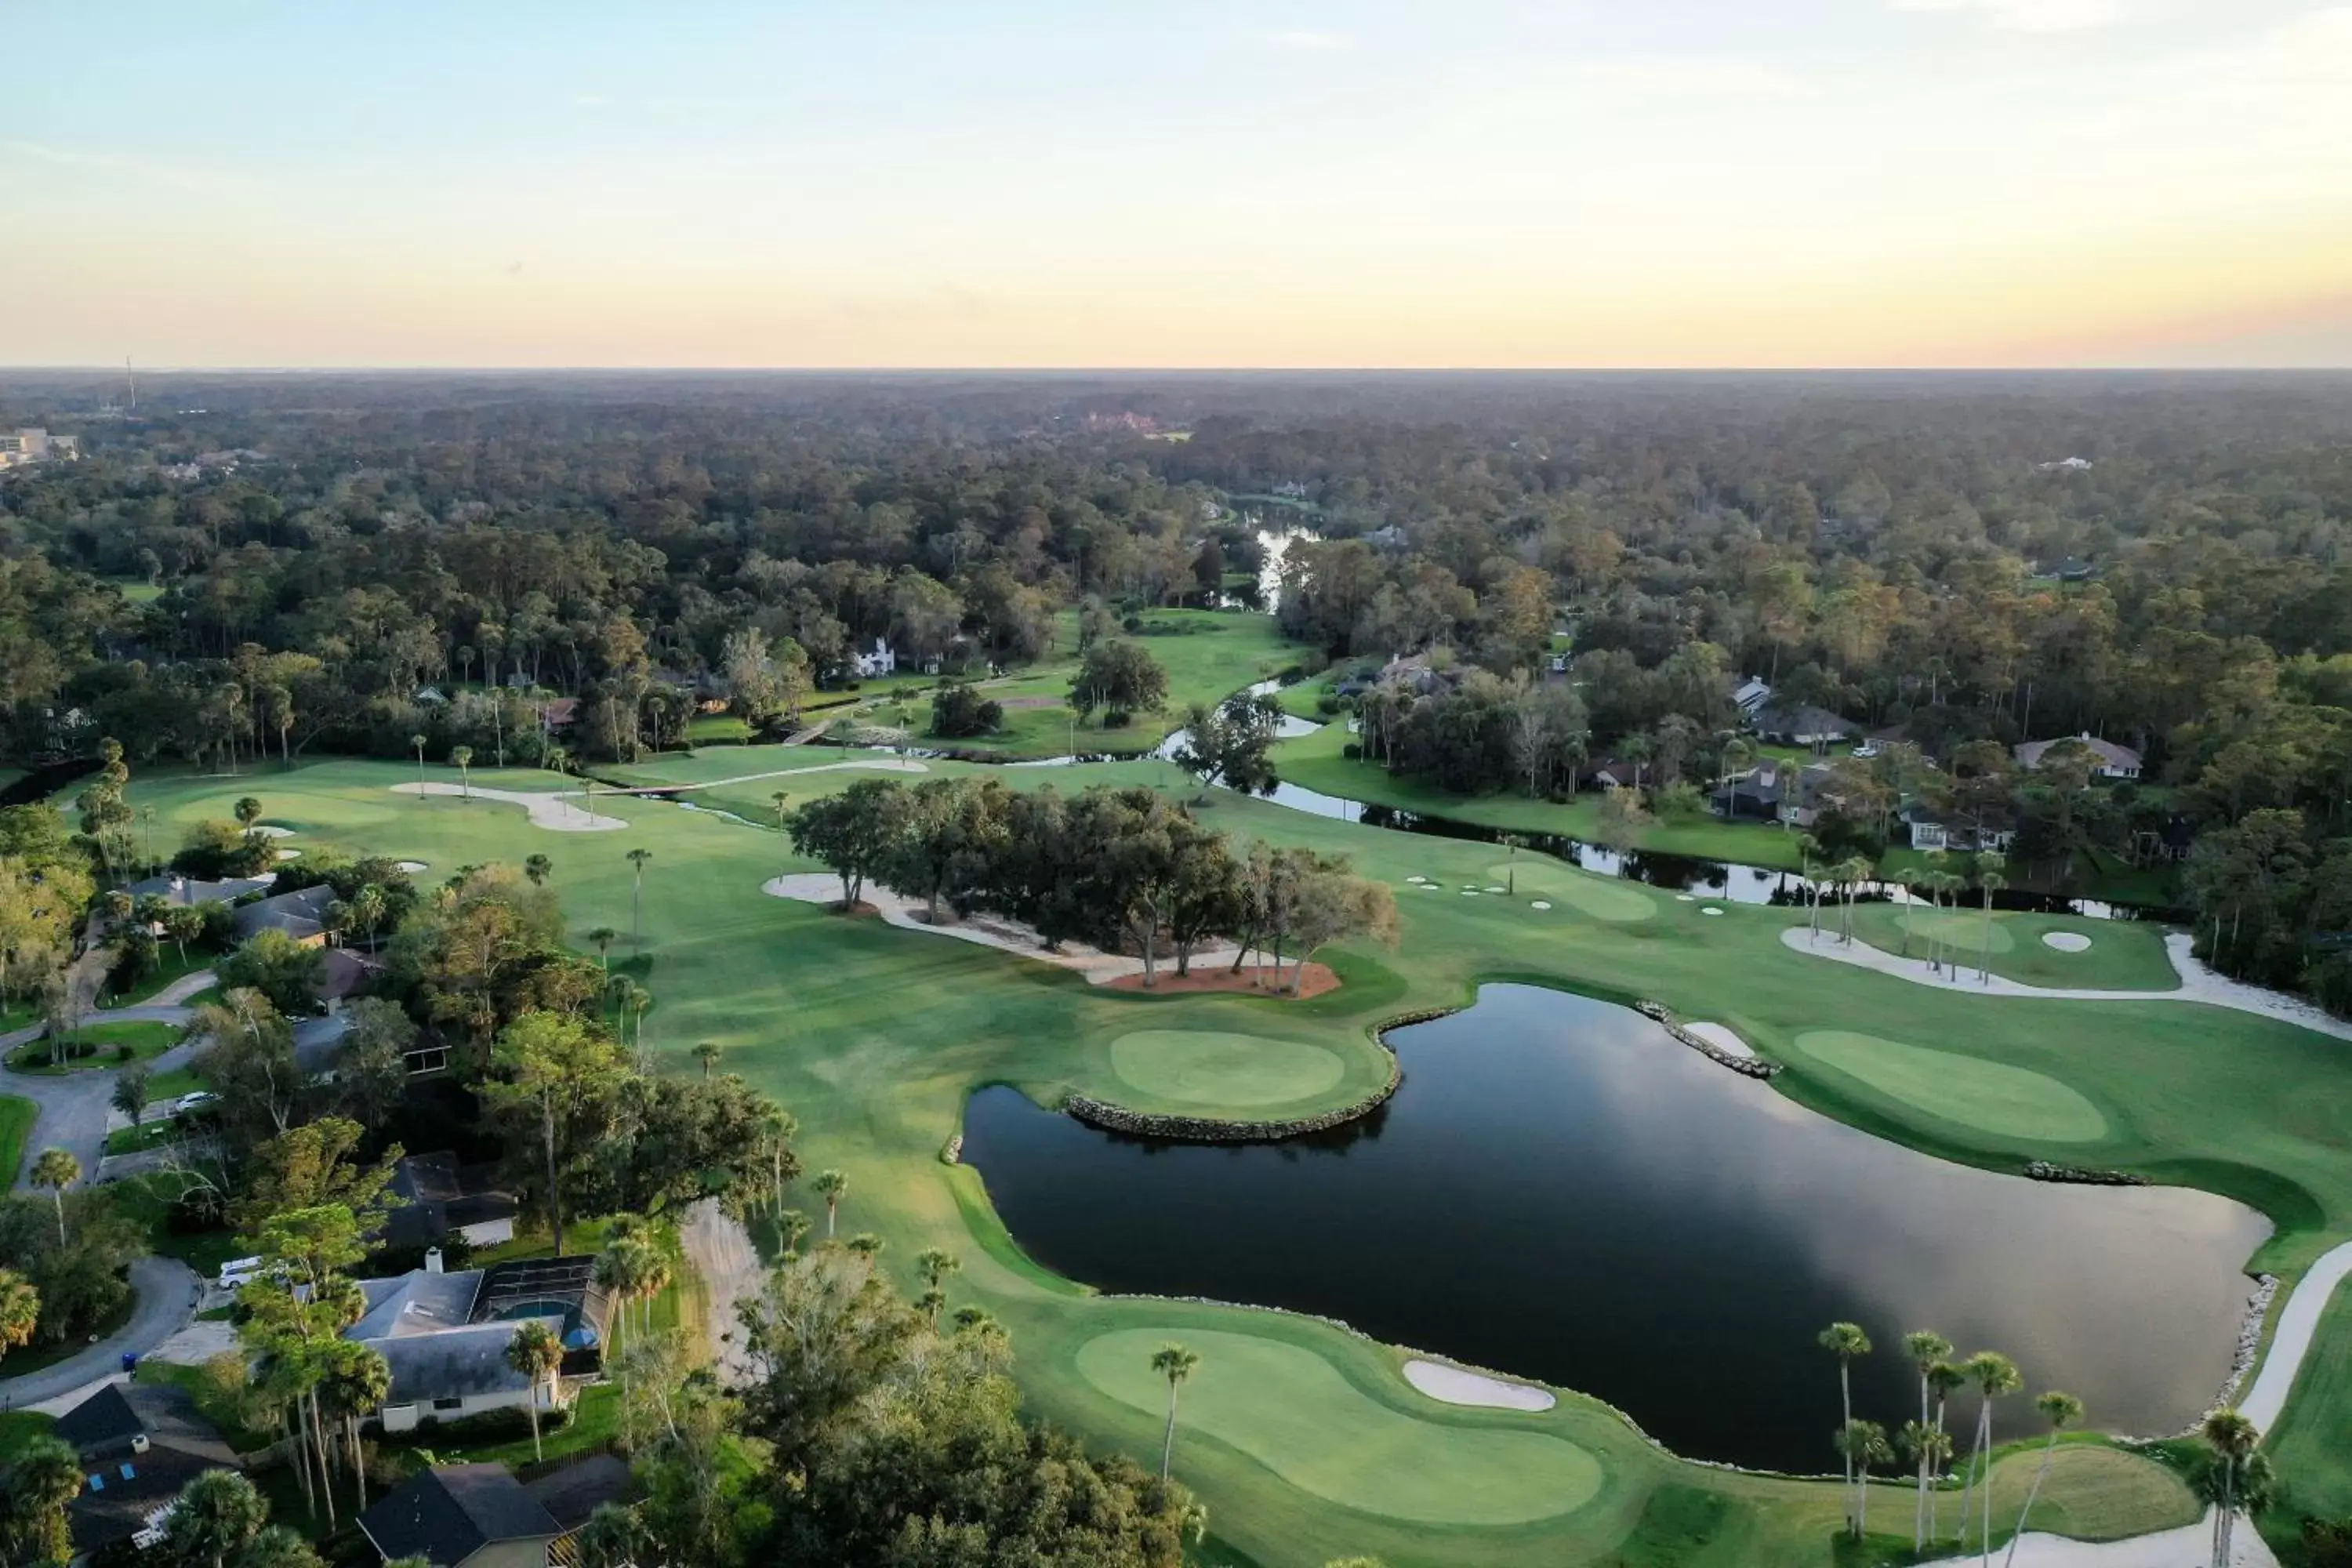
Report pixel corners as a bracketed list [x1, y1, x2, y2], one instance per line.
[358, 1465, 559, 1567]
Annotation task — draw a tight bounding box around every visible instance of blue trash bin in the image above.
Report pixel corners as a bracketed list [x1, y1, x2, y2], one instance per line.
[120, 1352, 139, 1374]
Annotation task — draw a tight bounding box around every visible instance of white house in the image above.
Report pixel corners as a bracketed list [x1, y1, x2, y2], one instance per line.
[851, 638, 897, 678]
[2014, 732, 2142, 781]
[347, 1257, 608, 1433]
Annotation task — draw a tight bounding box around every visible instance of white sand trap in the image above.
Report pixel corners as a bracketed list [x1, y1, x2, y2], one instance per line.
[1406, 876, 1428, 884]
[2043, 931, 2093, 952]
[1461, 889, 1479, 896]
[1675, 894, 1697, 902]
[1484, 884, 1507, 894]
[1402, 1359, 1556, 1412]
[1682, 1022, 1753, 1059]
[252, 825, 296, 838]
[1530, 900, 1552, 911]
[390, 781, 629, 831]
[394, 861, 428, 874]
[1701, 906, 1723, 916]
[274, 848, 300, 860]
[1419, 883, 1441, 891]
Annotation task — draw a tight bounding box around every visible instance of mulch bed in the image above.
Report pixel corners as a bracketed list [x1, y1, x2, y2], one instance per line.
[1105, 962, 1341, 999]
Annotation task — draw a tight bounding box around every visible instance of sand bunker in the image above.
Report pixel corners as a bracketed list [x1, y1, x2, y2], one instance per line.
[2043, 931, 2093, 953]
[390, 781, 629, 831]
[274, 848, 300, 860]
[252, 825, 296, 838]
[1530, 900, 1552, 911]
[1402, 1359, 1556, 1412]
[1406, 876, 1429, 884]
[394, 861, 428, 873]
[1701, 907, 1723, 916]
[1682, 1022, 1754, 1059]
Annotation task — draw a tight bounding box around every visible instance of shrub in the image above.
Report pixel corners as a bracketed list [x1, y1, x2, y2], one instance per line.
[1315, 693, 1345, 717]
[1121, 614, 1145, 634]
[409, 1403, 574, 1446]
[928, 681, 1004, 739]
[114, 1044, 134, 1062]
[1102, 710, 1133, 730]
[1341, 742, 1362, 761]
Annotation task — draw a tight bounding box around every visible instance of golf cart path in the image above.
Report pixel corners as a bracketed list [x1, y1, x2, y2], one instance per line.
[763, 873, 1243, 984]
[0, 1257, 201, 1411]
[680, 1199, 761, 1387]
[2240, 1238, 2352, 1432]
[1780, 928, 2352, 1042]
[597, 757, 928, 794]
[393, 760, 928, 830]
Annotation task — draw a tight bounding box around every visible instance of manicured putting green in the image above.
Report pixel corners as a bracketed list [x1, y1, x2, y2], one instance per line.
[1794, 1030, 2109, 1142]
[1075, 1329, 1602, 1524]
[1898, 907, 2014, 953]
[1109, 1031, 1346, 1108]
[1487, 862, 1656, 923]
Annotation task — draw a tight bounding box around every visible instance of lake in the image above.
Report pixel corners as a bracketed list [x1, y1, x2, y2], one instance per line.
[960, 985, 2267, 1471]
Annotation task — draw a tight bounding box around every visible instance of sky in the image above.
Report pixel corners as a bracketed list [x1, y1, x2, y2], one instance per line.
[3, 0, 2348, 368]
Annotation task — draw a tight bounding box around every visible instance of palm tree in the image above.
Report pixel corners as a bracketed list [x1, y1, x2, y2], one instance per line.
[1928, 1356, 1969, 1541]
[1818, 1322, 1872, 1530]
[626, 848, 653, 945]
[1976, 864, 2009, 984]
[0, 1269, 40, 1362]
[693, 1041, 721, 1080]
[916, 1287, 947, 1328]
[591, 1240, 648, 1437]
[757, 1107, 798, 1218]
[773, 1207, 811, 1260]
[1152, 1341, 1201, 1481]
[524, 853, 553, 887]
[589, 927, 618, 974]
[1499, 833, 1526, 895]
[165, 1468, 268, 1568]
[451, 744, 474, 800]
[1904, 1330, 1954, 1544]
[30, 1148, 78, 1244]
[321, 1341, 390, 1513]
[771, 790, 792, 830]
[1957, 1351, 2022, 1555]
[1838, 856, 1873, 942]
[351, 884, 387, 951]
[813, 1169, 848, 1237]
[1835, 1420, 1892, 1539]
[234, 795, 264, 846]
[505, 1319, 565, 1462]
[1900, 1419, 1956, 1552]
[2197, 1406, 2265, 1568]
[409, 733, 429, 794]
[2002, 1390, 2083, 1568]
[5, 1435, 82, 1565]
[916, 1247, 961, 1291]
[112, 1065, 151, 1129]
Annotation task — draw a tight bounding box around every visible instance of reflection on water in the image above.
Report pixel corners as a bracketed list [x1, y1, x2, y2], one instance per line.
[960, 985, 2266, 1471]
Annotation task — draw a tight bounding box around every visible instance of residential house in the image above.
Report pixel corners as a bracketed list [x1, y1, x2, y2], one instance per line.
[53, 1381, 241, 1561]
[1727, 676, 1773, 720]
[1579, 757, 1646, 792]
[122, 873, 273, 908]
[347, 1256, 608, 1432]
[1710, 760, 1788, 822]
[1902, 804, 2016, 854]
[230, 884, 337, 946]
[538, 696, 580, 734]
[1778, 762, 1840, 829]
[851, 638, 897, 677]
[2014, 731, 2141, 780]
[387, 1152, 522, 1250]
[358, 1465, 561, 1568]
[320, 947, 386, 1010]
[1753, 703, 1859, 749]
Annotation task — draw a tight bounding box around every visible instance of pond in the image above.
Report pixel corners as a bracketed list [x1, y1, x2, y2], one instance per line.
[960, 985, 2267, 1472]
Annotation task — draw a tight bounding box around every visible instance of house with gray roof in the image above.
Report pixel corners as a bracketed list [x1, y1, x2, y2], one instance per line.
[358, 1464, 560, 1568]
[347, 1256, 609, 1433]
[230, 883, 337, 946]
[54, 1381, 241, 1561]
[2014, 731, 2141, 780]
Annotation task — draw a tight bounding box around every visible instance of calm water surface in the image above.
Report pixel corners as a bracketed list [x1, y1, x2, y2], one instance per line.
[961, 986, 2267, 1471]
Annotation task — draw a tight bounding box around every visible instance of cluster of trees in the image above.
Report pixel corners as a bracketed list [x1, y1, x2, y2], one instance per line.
[572, 1239, 1203, 1568]
[0, 802, 93, 1029]
[789, 779, 1395, 987]
[2185, 811, 2352, 1012]
[0, 1447, 329, 1568]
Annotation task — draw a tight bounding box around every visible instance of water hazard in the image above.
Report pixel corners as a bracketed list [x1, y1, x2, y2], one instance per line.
[960, 985, 2267, 1471]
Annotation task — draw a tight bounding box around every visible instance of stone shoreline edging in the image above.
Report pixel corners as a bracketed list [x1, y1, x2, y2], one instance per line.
[2023, 1160, 2149, 1186]
[2119, 1272, 2278, 1445]
[1634, 1000, 1782, 1079]
[1057, 1004, 1447, 1144]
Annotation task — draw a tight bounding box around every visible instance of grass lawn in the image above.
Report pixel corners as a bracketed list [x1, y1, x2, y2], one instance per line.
[93, 754, 2352, 1566]
[1, 1295, 136, 1379]
[1842, 904, 2180, 992]
[0, 1094, 32, 1187]
[144, 1065, 204, 1101]
[390, 1381, 623, 1471]
[111, 1173, 245, 1275]
[96, 944, 220, 1008]
[106, 1119, 181, 1156]
[5, 1020, 181, 1074]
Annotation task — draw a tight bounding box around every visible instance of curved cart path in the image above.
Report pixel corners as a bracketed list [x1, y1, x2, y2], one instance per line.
[1921, 1508, 2277, 1566]
[2240, 1238, 2352, 1432]
[1779, 927, 2352, 1042]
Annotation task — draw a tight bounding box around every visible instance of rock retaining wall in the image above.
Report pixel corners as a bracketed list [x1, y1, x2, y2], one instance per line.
[2022, 1160, 2147, 1186]
[1634, 1000, 1782, 1079]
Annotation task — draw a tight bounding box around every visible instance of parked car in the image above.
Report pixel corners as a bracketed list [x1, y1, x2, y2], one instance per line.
[218, 1256, 266, 1290]
[1851, 742, 1881, 760]
[176, 1091, 219, 1114]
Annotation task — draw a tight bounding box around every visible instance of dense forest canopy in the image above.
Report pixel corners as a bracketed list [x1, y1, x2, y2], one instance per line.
[5, 369, 2351, 1007]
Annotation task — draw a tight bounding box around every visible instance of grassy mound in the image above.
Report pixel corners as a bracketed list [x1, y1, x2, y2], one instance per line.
[1493, 862, 1657, 923]
[1074, 1327, 1603, 1525]
[1792, 1030, 2109, 1143]
[1108, 1030, 1347, 1109]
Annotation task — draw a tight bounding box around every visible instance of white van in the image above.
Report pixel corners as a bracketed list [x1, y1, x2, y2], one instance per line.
[217, 1256, 265, 1290]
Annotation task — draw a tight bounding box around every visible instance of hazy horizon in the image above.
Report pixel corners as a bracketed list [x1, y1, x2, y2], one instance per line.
[7, 1, 2348, 370]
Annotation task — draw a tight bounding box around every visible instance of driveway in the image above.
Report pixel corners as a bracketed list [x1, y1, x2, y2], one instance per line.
[0, 1256, 202, 1411]
[0, 972, 211, 1192]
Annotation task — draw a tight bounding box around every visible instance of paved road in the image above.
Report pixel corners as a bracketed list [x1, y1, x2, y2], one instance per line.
[0, 1257, 202, 1411]
[0, 973, 210, 1192]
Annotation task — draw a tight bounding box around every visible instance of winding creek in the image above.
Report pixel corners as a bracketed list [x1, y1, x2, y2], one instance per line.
[961, 985, 2268, 1472]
